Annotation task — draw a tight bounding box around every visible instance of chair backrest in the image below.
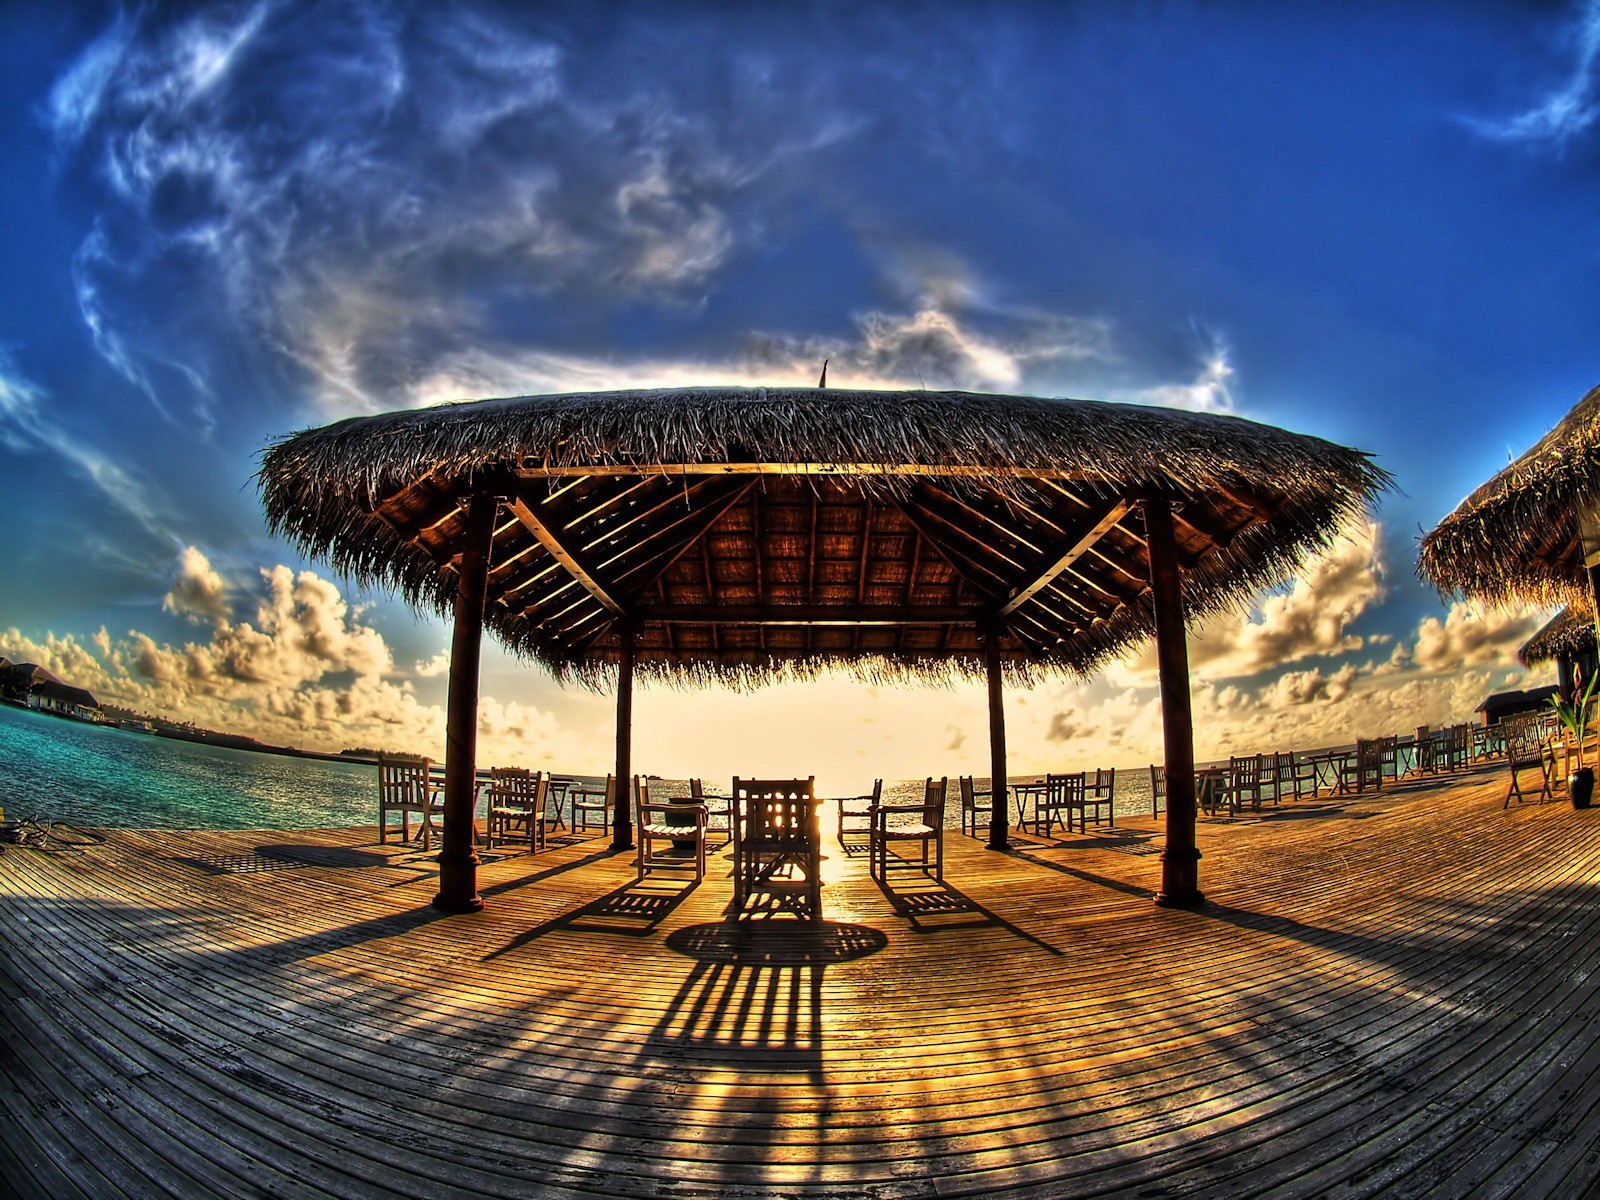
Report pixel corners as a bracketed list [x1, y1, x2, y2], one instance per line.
[1090, 767, 1114, 798]
[633, 775, 651, 809]
[1149, 764, 1166, 800]
[378, 753, 431, 806]
[959, 776, 977, 808]
[1230, 754, 1264, 785]
[868, 778, 883, 803]
[488, 766, 540, 808]
[921, 776, 949, 825]
[733, 777, 817, 847]
[1046, 772, 1086, 805]
[1503, 714, 1546, 763]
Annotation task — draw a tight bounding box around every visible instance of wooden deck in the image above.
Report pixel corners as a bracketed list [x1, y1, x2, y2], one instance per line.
[5, 768, 1600, 1198]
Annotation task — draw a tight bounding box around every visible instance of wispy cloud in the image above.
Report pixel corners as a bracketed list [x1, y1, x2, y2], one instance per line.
[1466, 0, 1600, 147]
[0, 349, 177, 547]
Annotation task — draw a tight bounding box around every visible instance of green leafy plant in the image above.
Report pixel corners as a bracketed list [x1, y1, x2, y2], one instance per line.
[1550, 674, 1600, 770]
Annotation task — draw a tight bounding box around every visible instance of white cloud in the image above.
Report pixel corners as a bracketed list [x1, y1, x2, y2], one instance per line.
[1467, 0, 1600, 147]
[163, 545, 229, 625]
[1411, 600, 1550, 674]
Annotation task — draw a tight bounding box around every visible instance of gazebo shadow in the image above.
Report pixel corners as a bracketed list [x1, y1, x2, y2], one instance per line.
[483, 876, 701, 958]
[869, 872, 1064, 955]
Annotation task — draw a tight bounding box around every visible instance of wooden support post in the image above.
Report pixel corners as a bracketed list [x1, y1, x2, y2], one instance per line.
[1145, 495, 1205, 909]
[433, 493, 497, 914]
[612, 620, 637, 851]
[983, 626, 1010, 851]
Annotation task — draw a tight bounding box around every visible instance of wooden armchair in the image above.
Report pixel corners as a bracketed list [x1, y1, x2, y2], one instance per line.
[1084, 767, 1115, 827]
[377, 752, 444, 849]
[572, 775, 611, 834]
[870, 776, 947, 883]
[635, 775, 707, 883]
[958, 775, 991, 837]
[1227, 755, 1267, 812]
[733, 777, 822, 919]
[485, 767, 548, 852]
[1503, 715, 1554, 808]
[1034, 772, 1086, 837]
[836, 779, 882, 846]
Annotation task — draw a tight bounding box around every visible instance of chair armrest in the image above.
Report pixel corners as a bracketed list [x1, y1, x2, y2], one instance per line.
[871, 803, 931, 815]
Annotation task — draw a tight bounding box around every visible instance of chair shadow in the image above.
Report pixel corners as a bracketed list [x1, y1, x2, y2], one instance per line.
[483, 876, 700, 959]
[869, 870, 1064, 956]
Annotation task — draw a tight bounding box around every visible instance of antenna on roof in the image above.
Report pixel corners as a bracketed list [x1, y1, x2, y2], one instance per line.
[817, 358, 828, 388]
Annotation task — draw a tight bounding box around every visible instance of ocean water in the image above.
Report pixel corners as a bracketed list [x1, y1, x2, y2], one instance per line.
[0, 703, 1157, 831]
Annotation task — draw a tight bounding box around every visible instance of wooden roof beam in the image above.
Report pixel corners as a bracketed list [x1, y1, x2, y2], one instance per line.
[637, 604, 983, 626]
[999, 501, 1132, 617]
[505, 497, 625, 616]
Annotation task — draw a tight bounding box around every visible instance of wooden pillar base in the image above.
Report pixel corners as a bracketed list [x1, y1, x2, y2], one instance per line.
[433, 849, 485, 913]
[1153, 845, 1205, 909]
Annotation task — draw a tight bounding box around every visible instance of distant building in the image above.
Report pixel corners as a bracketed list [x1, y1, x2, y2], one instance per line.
[0, 659, 102, 721]
[1475, 685, 1559, 726]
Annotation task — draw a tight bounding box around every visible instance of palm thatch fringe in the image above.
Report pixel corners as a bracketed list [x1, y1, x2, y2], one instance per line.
[1519, 605, 1597, 667]
[259, 387, 1390, 689]
[1420, 382, 1600, 608]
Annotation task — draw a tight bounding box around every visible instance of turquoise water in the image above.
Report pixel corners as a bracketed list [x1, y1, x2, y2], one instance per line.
[1, 702, 1157, 830]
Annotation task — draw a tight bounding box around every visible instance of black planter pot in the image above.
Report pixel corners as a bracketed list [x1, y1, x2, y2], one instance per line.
[1571, 767, 1595, 810]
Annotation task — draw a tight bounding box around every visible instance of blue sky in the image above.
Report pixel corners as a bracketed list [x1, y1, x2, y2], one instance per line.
[2, 1, 1596, 785]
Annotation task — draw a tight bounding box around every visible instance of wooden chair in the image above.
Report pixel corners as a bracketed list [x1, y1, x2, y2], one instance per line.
[870, 776, 947, 883]
[1149, 764, 1165, 818]
[836, 779, 882, 846]
[1503, 715, 1554, 808]
[733, 777, 822, 919]
[1034, 772, 1086, 837]
[1084, 767, 1115, 827]
[485, 767, 548, 852]
[958, 776, 992, 837]
[1443, 724, 1471, 773]
[690, 778, 733, 847]
[1227, 755, 1267, 812]
[377, 753, 444, 849]
[635, 775, 707, 883]
[572, 775, 611, 834]
[1336, 739, 1385, 794]
[1271, 751, 1314, 801]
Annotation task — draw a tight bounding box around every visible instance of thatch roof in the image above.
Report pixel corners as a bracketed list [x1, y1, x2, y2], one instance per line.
[1519, 605, 1597, 667]
[1420, 382, 1600, 607]
[259, 387, 1389, 688]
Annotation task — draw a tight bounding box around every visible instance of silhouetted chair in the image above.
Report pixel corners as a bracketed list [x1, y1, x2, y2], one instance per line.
[1503, 716, 1554, 808]
[836, 779, 882, 846]
[1149, 764, 1165, 818]
[572, 775, 611, 834]
[635, 775, 706, 883]
[733, 776, 823, 919]
[690, 778, 733, 847]
[1084, 767, 1115, 827]
[377, 752, 444, 849]
[959, 775, 992, 837]
[870, 776, 947, 883]
[1033, 772, 1085, 837]
[485, 767, 548, 852]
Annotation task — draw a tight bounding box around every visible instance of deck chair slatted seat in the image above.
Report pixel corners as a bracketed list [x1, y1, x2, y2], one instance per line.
[733, 776, 823, 920]
[870, 776, 947, 883]
[635, 776, 708, 883]
[377, 753, 444, 849]
[485, 767, 548, 852]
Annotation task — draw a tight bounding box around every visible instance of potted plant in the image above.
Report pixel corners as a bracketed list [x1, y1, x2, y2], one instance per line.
[1550, 675, 1600, 809]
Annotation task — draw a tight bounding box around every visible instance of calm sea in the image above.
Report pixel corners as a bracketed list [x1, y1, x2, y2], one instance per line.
[0, 702, 1155, 830]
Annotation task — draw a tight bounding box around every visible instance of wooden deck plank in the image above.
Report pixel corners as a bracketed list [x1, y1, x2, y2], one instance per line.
[5, 766, 1600, 1195]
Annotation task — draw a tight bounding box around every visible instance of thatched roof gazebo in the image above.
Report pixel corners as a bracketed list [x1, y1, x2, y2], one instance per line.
[261, 387, 1388, 913]
[1421, 382, 1600, 610]
[1519, 605, 1595, 668]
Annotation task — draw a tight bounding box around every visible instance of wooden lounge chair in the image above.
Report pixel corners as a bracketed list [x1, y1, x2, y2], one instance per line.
[690, 778, 733, 847]
[870, 776, 947, 883]
[1148, 764, 1165, 818]
[1034, 772, 1086, 837]
[958, 775, 991, 837]
[1503, 715, 1554, 808]
[377, 752, 444, 849]
[836, 779, 882, 847]
[572, 775, 611, 834]
[733, 777, 822, 919]
[635, 776, 707, 884]
[485, 767, 548, 852]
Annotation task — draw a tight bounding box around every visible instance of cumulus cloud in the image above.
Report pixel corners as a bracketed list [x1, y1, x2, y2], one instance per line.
[163, 545, 229, 624]
[1466, 0, 1600, 147]
[1410, 600, 1550, 674]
